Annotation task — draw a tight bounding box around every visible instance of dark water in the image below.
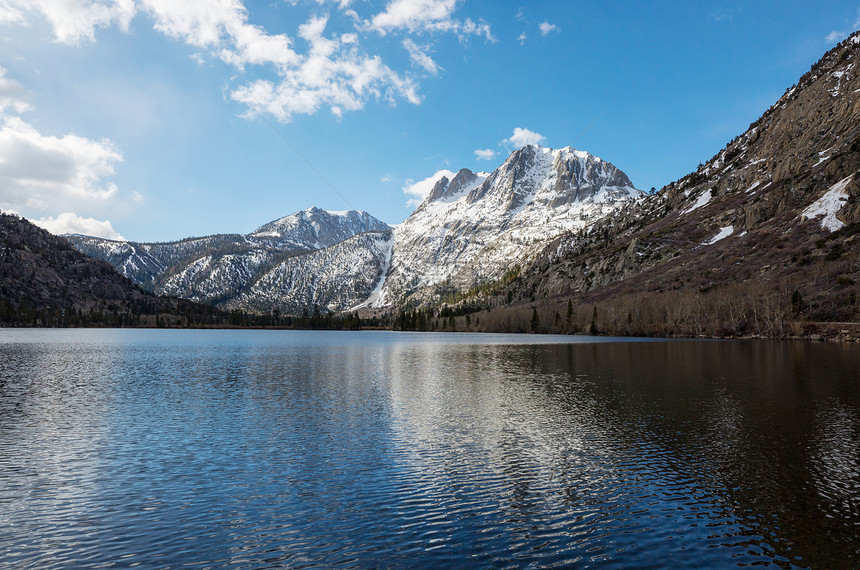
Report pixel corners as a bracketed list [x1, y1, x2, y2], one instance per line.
[0, 330, 858, 568]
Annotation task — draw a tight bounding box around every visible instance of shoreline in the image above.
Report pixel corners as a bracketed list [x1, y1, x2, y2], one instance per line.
[1, 323, 857, 342]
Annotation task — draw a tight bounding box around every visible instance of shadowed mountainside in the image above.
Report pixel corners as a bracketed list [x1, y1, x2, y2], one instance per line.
[0, 212, 221, 326]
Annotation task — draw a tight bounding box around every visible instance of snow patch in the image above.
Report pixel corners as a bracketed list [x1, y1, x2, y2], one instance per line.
[354, 234, 395, 309]
[814, 149, 833, 166]
[703, 226, 734, 246]
[684, 189, 713, 213]
[829, 64, 853, 97]
[802, 175, 853, 232]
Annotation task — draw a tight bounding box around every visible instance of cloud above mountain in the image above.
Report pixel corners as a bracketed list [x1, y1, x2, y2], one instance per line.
[2, 0, 491, 122]
[0, 116, 123, 214]
[33, 212, 125, 240]
[507, 127, 546, 147]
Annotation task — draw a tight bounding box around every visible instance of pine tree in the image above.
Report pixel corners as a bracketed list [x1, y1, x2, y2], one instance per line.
[791, 290, 804, 317]
[589, 306, 598, 335]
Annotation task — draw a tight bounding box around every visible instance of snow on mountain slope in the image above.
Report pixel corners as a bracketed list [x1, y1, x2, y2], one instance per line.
[225, 231, 394, 314]
[66, 236, 168, 287]
[156, 248, 274, 304]
[66, 149, 641, 314]
[66, 208, 392, 307]
[373, 145, 643, 306]
[252, 207, 391, 248]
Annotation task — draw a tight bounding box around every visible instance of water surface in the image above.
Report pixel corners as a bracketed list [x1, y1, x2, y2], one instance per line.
[0, 330, 858, 567]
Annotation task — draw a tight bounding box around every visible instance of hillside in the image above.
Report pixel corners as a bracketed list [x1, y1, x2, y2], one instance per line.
[461, 33, 860, 338]
[0, 212, 220, 326]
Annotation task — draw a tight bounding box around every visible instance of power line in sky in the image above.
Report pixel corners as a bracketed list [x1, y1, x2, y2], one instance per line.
[258, 113, 357, 211]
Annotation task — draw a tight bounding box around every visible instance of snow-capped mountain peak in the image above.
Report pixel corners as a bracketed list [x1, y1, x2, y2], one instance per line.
[370, 144, 643, 306]
[251, 207, 390, 247]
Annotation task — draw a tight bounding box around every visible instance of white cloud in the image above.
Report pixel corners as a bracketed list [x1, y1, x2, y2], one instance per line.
[137, 5, 421, 121]
[402, 38, 439, 74]
[474, 148, 496, 160]
[538, 21, 558, 36]
[3, 0, 134, 44]
[231, 15, 420, 121]
[708, 9, 733, 23]
[32, 211, 125, 240]
[517, 31, 527, 45]
[0, 67, 31, 113]
[507, 127, 545, 147]
[369, 0, 493, 40]
[826, 30, 847, 44]
[0, 116, 122, 214]
[143, 0, 298, 70]
[371, 0, 455, 31]
[402, 168, 454, 207]
[380, 173, 393, 183]
[0, 5, 25, 25]
[4, 0, 490, 121]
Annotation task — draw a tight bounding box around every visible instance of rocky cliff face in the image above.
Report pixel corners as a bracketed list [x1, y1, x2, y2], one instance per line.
[499, 33, 860, 329]
[370, 145, 642, 307]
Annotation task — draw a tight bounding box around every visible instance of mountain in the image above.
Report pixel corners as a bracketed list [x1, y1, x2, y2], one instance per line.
[251, 208, 388, 247]
[367, 145, 643, 307]
[67, 149, 641, 315]
[470, 33, 860, 337]
[225, 230, 393, 315]
[0, 212, 218, 326]
[67, 207, 391, 311]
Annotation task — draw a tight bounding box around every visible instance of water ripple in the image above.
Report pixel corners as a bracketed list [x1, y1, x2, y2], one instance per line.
[0, 330, 858, 567]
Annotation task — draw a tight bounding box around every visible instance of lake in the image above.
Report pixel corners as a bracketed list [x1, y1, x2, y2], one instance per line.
[0, 329, 858, 568]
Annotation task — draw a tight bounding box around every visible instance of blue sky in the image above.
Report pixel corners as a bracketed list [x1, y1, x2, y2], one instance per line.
[1, 0, 859, 242]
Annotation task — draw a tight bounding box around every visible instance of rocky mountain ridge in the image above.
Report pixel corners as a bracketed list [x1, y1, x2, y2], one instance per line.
[369, 145, 642, 307]
[68, 146, 642, 314]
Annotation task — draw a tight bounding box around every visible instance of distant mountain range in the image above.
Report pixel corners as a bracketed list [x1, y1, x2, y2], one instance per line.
[68, 146, 641, 315]
[67, 207, 392, 313]
[11, 32, 860, 337]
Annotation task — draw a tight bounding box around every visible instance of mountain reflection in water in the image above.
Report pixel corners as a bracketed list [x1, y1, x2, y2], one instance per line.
[0, 330, 857, 568]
